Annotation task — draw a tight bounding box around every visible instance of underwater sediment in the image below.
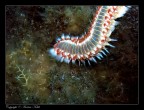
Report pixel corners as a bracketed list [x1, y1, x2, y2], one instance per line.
[6, 5, 138, 104]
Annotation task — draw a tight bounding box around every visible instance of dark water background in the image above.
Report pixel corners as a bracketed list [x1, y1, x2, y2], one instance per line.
[6, 6, 138, 104]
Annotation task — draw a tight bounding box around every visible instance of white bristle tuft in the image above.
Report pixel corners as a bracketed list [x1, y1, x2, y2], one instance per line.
[90, 57, 97, 63]
[101, 50, 107, 56]
[60, 57, 64, 62]
[96, 54, 101, 60]
[66, 35, 70, 39]
[61, 34, 65, 39]
[115, 6, 130, 18]
[72, 60, 75, 64]
[55, 55, 62, 61]
[98, 53, 103, 58]
[109, 38, 117, 41]
[63, 57, 70, 63]
[56, 38, 61, 42]
[104, 48, 110, 53]
[49, 48, 57, 57]
[107, 43, 115, 48]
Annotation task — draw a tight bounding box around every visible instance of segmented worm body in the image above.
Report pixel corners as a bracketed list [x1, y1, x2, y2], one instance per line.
[49, 6, 130, 65]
